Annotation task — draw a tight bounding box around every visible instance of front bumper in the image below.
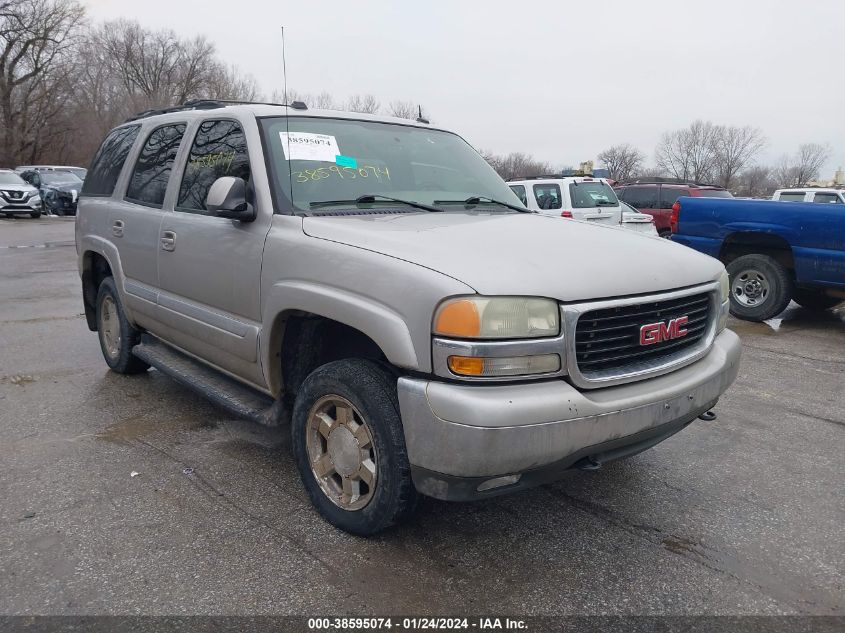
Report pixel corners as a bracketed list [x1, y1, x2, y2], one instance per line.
[397, 329, 741, 500]
[0, 197, 41, 213]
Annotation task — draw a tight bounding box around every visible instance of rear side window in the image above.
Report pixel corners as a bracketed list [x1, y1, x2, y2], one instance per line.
[569, 181, 618, 208]
[695, 189, 733, 199]
[533, 184, 561, 210]
[509, 184, 527, 205]
[178, 120, 251, 213]
[82, 125, 140, 196]
[660, 187, 689, 207]
[126, 124, 187, 207]
[812, 193, 843, 204]
[779, 192, 806, 202]
[621, 186, 658, 209]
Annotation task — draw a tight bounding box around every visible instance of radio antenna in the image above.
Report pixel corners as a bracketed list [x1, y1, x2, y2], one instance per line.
[282, 26, 294, 211]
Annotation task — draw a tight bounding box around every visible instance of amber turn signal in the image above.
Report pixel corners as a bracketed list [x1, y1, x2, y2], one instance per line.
[447, 356, 485, 376]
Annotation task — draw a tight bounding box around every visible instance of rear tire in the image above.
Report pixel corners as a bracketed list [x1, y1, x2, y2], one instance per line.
[792, 289, 842, 312]
[726, 254, 793, 321]
[291, 359, 418, 535]
[95, 277, 149, 374]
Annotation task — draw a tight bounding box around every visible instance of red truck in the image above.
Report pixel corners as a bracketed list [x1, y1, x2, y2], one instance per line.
[614, 178, 732, 237]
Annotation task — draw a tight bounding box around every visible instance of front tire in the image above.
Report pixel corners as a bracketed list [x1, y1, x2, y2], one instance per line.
[793, 289, 842, 312]
[30, 211, 41, 218]
[726, 254, 793, 321]
[95, 277, 149, 374]
[291, 359, 418, 535]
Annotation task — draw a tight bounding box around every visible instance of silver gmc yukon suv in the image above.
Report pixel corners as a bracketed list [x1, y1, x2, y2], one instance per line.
[76, 101, 741, 535]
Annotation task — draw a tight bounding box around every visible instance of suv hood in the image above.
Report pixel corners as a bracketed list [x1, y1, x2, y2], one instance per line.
[302, 212, 723, 301]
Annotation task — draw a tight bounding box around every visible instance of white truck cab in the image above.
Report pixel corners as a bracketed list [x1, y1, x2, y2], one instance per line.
[772, 188, 845, 204]
[507, 175, 623, 226]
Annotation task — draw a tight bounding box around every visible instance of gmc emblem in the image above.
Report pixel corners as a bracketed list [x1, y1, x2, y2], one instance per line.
[640, 316, 689, 346]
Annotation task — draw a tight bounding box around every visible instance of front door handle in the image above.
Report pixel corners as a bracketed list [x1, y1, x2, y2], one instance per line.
[112, 220, 124, 238]
[160, 230, 176, 252]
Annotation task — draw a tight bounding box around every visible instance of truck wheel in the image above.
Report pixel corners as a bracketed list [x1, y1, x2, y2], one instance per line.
[792, 289, 842, 312]
[726, 254, 793, 321]
[95, 277, 149, 374]
[291, 359, 418, 535]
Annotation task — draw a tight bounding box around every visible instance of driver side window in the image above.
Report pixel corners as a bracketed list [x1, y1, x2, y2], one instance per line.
[178, 119, 251, 214]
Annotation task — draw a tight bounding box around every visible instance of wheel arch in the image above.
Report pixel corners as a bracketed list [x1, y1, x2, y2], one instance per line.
[719, 231, 795, 276]
[261, 281, 420, 397]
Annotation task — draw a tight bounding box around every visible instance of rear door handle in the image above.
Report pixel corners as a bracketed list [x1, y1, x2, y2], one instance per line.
[112, 220, 124, 238]
[160, 230, 176, 252]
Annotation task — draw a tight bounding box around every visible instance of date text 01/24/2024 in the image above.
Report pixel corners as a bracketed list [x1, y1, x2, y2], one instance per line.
[307, 617, 528, 630]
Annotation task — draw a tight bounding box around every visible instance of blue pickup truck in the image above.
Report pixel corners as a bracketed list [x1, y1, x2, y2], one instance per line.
[670, 197, 845, 321]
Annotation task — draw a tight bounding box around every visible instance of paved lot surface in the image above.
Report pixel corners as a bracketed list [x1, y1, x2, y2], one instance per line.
[1, 217, 843, 615]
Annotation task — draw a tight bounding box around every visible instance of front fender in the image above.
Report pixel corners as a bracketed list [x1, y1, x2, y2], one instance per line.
[260, 280, 418, 390]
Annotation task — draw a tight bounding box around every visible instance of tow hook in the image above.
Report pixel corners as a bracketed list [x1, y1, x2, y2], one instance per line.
[698, 410, 717, 421]
[575, 456, 602, 471]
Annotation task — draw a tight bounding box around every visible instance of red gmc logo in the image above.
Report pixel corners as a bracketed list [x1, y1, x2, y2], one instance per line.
[639, 316, 689, 346]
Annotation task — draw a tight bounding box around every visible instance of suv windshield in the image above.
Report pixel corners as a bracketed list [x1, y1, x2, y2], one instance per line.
[260, 117, 523, 214]
[40, 172, 82, 185]
[0, 172, 25, 185]
[569, 181, 618, 208]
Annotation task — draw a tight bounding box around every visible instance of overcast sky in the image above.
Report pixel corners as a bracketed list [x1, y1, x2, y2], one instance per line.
[86, 0, 844, 177]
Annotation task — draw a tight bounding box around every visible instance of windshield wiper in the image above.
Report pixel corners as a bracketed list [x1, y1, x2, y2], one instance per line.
[595, 200, 618, 206]
[309, 194, 441, 213]
[433, 196, 534, 213]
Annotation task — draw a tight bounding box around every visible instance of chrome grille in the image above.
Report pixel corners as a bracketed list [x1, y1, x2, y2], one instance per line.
[575, 292, 711, 375]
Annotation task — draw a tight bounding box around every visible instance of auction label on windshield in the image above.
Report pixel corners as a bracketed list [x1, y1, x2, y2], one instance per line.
[280, 132, 341, 162]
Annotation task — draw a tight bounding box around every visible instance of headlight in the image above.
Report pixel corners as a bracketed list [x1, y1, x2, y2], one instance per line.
[433, 296, 559, 339]
[26, 190, 39, 199]
[717, 269, 730, 333]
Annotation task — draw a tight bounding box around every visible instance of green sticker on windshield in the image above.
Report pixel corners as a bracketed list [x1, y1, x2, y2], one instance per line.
[335, 155, 358, 169]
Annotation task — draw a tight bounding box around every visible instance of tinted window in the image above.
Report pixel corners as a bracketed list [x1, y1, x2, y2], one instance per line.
[696, 189, 733, 198]
[82, 125, 140, 196]
[509, 184, 527, 205]
[126, 124, 186, 207]
[178, 120, 251, 213]
[660, 187, 689, 207]
[569, 181, 618, 208]
[813, 193, 843, 204]
[622, 186, 658, 209]
[779, 192, 806, 202]
[533, 184, 561, 210]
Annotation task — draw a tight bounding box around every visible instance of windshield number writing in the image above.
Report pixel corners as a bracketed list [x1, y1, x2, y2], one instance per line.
[293, 165, 390, 183]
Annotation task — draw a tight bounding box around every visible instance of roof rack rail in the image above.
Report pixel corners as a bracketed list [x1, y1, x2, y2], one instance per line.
[124, 99, 296, 122]
[619, 176, 723, 188]
[506, 173, 594, 182]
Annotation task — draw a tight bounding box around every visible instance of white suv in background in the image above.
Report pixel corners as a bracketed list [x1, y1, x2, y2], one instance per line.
[507, 176, 622, 225]
[772, 188, 845, 204]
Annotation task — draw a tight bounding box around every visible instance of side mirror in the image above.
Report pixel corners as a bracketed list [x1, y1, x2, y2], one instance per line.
[206, 176, 255, 221]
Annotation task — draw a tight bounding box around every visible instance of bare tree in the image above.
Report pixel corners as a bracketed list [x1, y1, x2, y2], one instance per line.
[772, 144, 832, 188]
[656, 120, 721, 183]
[736, 165, 775, 198]
[206, 64, 261, 101]
[793, 143, 831, 186]
[597, 143, 644, 182]
[773, 154, 800, 188]
[479, 150, 556, 180]
[310, 91, 336, 110]
[388, 100, 416, 119]
[713, 125, 766, 190]
[345, 93, 380, 114]
[0, 0, 85, 165]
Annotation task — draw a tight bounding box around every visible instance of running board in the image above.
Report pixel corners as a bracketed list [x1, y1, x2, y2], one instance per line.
[132, 336, 283, 426]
